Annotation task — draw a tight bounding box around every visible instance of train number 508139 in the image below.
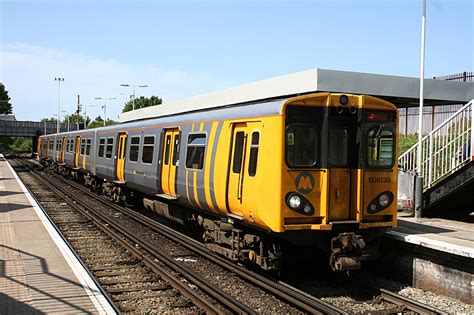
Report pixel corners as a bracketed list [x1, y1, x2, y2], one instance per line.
[368, 177, 391, 184]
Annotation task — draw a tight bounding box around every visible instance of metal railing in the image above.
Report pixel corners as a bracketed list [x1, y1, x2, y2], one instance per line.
[398, 99, 473, 190]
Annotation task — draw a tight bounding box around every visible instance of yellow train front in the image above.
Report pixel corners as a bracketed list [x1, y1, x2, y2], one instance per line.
[198, 92, 398, 271]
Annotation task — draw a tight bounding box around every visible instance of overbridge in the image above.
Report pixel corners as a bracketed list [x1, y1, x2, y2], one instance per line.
[0, 119, 82, 152]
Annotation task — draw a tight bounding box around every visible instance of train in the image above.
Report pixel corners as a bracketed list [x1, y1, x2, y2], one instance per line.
[38, 92, 398, 272]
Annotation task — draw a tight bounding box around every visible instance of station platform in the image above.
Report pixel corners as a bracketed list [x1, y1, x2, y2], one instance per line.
[386, 213, 474, 258]
[0, 155, 115, 314]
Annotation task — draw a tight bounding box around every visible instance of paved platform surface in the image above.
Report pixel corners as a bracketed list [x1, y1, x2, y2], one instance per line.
[0, 155, 115, 314]
[387, 213, 474, 258]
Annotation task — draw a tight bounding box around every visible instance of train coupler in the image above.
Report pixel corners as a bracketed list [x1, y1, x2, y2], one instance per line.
[329, 232, 366, 272]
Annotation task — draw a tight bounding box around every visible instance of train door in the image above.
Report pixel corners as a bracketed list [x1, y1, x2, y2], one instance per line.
[227, 122, 262, 217]
[45, 140, 49, 159]
[161, 129, 180, 196]
[328, 127, 352, 221]
[74, 136, 80, 168]
[115, 133, 127, 182]
[61, 137, 66, 163]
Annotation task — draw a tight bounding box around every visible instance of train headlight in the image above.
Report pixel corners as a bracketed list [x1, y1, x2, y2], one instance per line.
[288, 194, 302, 209]
[339, 94, 349, 105]
[367, 191, 394, 214]
[285, 192, 315, 215]
[378, 193, 390, 207]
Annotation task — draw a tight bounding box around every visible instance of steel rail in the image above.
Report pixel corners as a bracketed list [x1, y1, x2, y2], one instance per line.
[380, 289, 444, 315]
[37, 162, 346, 314]
[21, 162, 246, 314]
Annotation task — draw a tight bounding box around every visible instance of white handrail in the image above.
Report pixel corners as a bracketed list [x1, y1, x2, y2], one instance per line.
[398, 99, 473, 190]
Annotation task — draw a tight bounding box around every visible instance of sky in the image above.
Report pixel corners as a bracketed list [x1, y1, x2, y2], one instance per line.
[0, 0, 473, 122]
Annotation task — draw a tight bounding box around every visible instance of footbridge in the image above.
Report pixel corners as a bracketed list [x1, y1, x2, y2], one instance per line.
[0, 119, 82, 152]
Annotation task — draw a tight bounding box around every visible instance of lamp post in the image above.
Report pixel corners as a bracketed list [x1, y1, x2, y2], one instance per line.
[54, 77, 64, 133]
[61, 110, 68, 131]
[94, 97, 116, 126]
[82, 104, 95, 128]
[415, 0, 427, 219]
[120, 84, 148, 110]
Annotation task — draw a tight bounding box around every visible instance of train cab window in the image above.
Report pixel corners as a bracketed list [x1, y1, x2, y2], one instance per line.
[106, 138, 114, 158]
[80, 139, 86, 155]
[98, 138, 105, 158]
[248, 132, 260, 177]
[329, 129, 349, 166]
[86, 138, 92, 156]
[172, 134, 180, 166]
[286, 124, 317, 167]
[129, 136, 140, 162]
[367, 127, 394, 168]
[142, 136, 155, 164]
[232, 132, 245, 173]
[186, 134, 206, 170]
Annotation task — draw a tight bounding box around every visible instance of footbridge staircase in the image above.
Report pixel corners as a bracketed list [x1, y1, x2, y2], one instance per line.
[398, 99, 473, 214]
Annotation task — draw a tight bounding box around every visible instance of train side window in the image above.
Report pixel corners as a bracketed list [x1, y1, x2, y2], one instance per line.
[248, 132, 260, 177]
[142, 136, 155, 164]
[186, 134, 206, 170]
[106, 138, 114, 158]
[232, 132, 245, 173]
[164, 135, 171, 165]
[172, 134, 180, 166]
[129, 136, 140, 162]
[367, 128, 394, 168]
[98, 138, 105, 158]
[80, 139, 86, 155]
[286, 124, 317, 167]
[86, 138, 92, 156]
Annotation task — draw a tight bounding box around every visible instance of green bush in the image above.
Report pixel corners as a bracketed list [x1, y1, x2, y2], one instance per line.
[398, 134, 418, 156]
[0, 136, 32, 152]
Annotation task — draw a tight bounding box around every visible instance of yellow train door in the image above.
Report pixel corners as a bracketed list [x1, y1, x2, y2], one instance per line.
[61, 137, 66, 163]
[227, 122, 262, 218]
[161, 129, 180, 196]
[115, 133, 127, 182]
[38, 139, 43, 157]
[74, 136, 80, 168]
[328, 128, 351, 221]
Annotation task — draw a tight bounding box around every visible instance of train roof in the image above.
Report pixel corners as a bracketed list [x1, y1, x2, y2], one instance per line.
[119, 68, 474, 123]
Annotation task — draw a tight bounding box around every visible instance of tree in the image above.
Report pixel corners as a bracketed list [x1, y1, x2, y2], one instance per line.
[122, 95, 162, 113]
[40, 117, 58, 123]
[0, 83, 13, 115]
[87, 116, 117, 129]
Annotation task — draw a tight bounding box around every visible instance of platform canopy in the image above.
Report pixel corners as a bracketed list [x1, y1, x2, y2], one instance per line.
[119, 68, 474, 123]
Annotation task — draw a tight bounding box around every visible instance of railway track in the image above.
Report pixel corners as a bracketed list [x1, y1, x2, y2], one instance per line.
[14, 158, 345, 314]
[13, 159, 252, 314]
[376, 288, 444, 315]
